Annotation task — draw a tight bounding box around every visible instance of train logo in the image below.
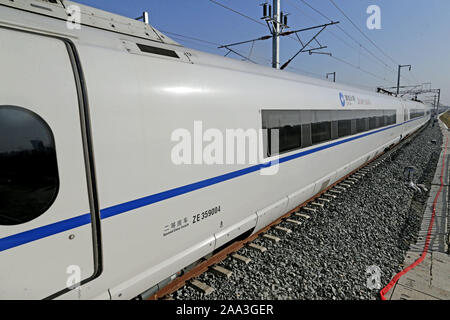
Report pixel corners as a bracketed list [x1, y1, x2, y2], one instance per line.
[339, 92, 346, 107]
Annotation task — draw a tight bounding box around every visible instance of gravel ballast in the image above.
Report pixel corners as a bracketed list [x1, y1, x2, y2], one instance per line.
[174, 124, 443, 300]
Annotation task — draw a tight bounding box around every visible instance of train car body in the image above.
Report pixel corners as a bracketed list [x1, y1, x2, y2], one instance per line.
[0, 0, 431, 299]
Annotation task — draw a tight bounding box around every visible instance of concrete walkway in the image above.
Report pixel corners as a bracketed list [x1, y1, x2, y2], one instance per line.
[388, 120, 450, 300]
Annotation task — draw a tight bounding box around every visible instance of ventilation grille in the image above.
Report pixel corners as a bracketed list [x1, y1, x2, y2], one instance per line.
[136, 43, 179, 59]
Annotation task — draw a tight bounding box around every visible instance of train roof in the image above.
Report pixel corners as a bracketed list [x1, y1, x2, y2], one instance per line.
[0, 0, 430, 109]
[0, 0, 181, 46]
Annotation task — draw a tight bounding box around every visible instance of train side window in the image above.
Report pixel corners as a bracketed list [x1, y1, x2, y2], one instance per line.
[331, 121, 339, 140]
[392, 112, 397, 124]
[384, 112, 390, 125]
[356, 118, 366, 133]
[350, 119, 357, 135]
[338, 119, 352, 138]
[279, 125, 301, 154]
[311, 121, 331, 145]
[0, 106, 59, 225]
[377, 116, 384, 128]
[369, 117, 377, 130]
[414, 110, 424, 118]
[301, 124, 312, 148]
[262, 108, 402, 156]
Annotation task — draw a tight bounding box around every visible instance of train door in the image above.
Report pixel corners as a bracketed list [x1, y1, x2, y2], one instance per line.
[0, 28, 98, 298]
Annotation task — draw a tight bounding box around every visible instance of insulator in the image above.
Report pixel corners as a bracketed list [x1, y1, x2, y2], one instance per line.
[284, 15, 288, 26]
[268, 5, 272, 18]
[263, 3, 267, 17]
[280, 12, 284, 24]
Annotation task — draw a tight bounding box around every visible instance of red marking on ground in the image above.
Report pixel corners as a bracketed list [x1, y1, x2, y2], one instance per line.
[380, 135, 448, 300]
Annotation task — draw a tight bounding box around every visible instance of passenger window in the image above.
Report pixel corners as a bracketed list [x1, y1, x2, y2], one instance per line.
[331, 121, 338, 140]
[369, 117, 377, 130]
[262, 109, 401, 157]
[377, 116, 384, 128]
[356, 118, 366, 133]
[350, 119, 357, 135]
[0, 106, 59, 225]
[279, 125, 301, 154]
[338, 119, 352, 138]
[301, 124, 312, 148]
[311, 122, 331, 145]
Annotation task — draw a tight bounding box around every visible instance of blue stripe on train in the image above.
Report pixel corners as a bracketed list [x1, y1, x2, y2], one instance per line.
[0, 116, 427, 251]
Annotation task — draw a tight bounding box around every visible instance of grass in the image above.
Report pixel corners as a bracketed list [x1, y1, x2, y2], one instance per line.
[439, 111, 450, 128]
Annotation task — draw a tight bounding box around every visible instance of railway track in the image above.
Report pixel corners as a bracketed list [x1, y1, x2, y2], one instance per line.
[148, 123, 430, 300]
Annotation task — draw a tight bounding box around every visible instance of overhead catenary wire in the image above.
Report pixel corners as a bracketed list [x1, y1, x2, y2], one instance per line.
[161, 29, 222, 46]
[199, 1, 388, 83]
[162, 29, 275, 65]
[205, 0, 337, 74]
[208, 0, 320, 52]
[330, 56, 388, 82]
[328, 0, 398, 65]
[164, 28, 385, 85]
[283, 0, 391, 84]
[185, 0, 421, 89]
[208, 0, 266, 27]
[327, 0, 418, 84]
[206, 0, 351, 80]
[295, 0, 418, 86]
[295, 0, 394, 72]
[162, 29, 326, 79]
[296, 1, 396, 72]
[165, 0, 412, 88]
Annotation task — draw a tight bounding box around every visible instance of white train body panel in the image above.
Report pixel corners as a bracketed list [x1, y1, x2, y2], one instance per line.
[0, 0, 431, 299]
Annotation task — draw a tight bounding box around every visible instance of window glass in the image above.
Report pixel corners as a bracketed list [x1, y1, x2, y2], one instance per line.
[263, 109, 401, 157]
[369, 117, 377, 130]
[350, 119, 357, 135]
[356, 118, 366, 133]
[279, 125, 301, 154]
[410, 109, 424, 119]
[311, 122, 331, 145]
[338, 119, 352, 138]
[376, 116, 384, 128]
[390, 115, 395, 125]
[0, 106, 59, 225]
[301, 124, 312, 148]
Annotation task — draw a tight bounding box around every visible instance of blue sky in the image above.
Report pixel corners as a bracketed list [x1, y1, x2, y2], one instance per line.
[72, 0, 449, 105]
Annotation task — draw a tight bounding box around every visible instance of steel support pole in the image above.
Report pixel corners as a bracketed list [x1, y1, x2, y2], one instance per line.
[397, 64, 411, 96]
[437, 89, 441, 114]
[272, 0, 280, 69]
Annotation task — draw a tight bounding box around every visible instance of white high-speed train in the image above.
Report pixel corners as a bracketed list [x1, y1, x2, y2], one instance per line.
[0, 0, 431, 299]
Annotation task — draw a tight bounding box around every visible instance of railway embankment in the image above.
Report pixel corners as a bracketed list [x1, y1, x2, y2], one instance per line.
[439, 111, 450, 128]
[386, 120, 450, 300]
[174, 123, 443, 300]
